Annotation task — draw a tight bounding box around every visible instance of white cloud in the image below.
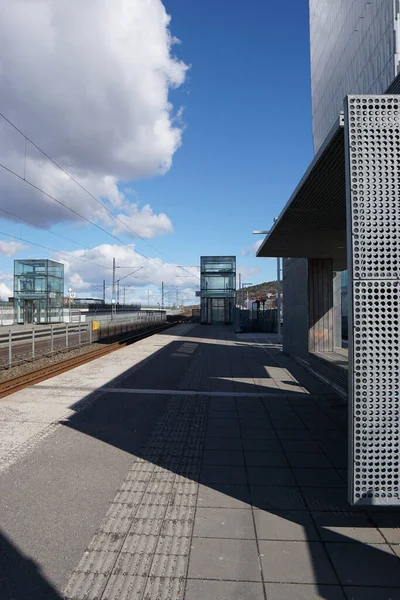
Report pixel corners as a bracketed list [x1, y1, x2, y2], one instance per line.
[0, 0, 188, 233]
[54, 243, 200, 301]
[113, 204, 173, 239]
[237, 264, 261, 282]
[0, 283, 12, 299]
[0, 240, 28, 257]
[0, 272, 13, 282]
[240, 240, 263, 257]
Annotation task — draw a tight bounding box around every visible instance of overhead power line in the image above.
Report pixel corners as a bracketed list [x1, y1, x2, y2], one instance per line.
[0, 230, 113, 271]
[0, 110, 200, 281]
[0, 206, 110, 262]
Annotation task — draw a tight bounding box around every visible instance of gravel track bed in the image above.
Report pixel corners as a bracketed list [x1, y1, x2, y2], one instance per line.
[0, 341, 103, 383]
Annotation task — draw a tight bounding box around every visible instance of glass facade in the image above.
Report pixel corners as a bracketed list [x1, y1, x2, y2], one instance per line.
[310, 0, 397, 152]
[14, 259, 64, 324]
[200, 256, 236, 324]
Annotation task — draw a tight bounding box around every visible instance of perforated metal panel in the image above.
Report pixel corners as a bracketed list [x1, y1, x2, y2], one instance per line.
[345, 95, 400, 506]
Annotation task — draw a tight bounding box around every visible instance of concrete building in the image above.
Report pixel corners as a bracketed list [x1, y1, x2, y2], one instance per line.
[257, 1, 400, 506]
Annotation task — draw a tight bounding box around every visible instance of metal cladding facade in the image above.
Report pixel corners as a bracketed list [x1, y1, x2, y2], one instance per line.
[310, 0, 398, 153]
[345, 95, 400, 506]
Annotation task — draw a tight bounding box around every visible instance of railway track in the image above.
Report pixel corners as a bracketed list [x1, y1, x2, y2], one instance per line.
[0, 321, 178, 400]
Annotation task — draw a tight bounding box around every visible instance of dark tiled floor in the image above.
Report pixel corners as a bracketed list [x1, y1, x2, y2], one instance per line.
[183, 328, 400, 599]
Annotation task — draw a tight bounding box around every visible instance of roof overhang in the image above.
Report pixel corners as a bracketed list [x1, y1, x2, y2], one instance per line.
[257, 116, 347, 268]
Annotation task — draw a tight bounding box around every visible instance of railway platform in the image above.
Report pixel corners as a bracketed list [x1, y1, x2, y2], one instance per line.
[0, 323, 399, 600]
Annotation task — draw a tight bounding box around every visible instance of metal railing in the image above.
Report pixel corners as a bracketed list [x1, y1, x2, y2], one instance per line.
[0, 311, 166, 369]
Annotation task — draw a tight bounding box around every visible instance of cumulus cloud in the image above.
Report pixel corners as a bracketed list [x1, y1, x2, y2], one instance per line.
[237, 264, 261, 282]
[0, 283, 12, 300]
[0, 0, 188, 234]
[240, 240, 264, 256]
[112, 205, 173, 239]
[54, 243, 200, 302]
[0, 240, 28, 257]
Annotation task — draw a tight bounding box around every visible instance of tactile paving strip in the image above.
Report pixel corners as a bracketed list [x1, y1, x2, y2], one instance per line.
[345, 95, 400, 506]
[63, 360, 210, 599]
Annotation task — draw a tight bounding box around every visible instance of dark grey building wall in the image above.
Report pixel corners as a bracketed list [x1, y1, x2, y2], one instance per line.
[283, 258, 309, 358]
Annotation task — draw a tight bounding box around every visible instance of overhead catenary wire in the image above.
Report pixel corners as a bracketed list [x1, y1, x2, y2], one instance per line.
[0, 206, 110, 262]
[0, 230, 113, 271]
[0, 159, 199, 281]
[0, 110, 200, 281]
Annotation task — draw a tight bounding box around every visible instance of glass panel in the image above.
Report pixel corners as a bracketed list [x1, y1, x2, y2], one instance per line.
[13, 259, 64, 323]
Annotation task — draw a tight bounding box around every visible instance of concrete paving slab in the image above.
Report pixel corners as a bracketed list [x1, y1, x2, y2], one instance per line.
[200, 465, 247, 485]
[368, 512, 400, 544]
[343, 587, 400, 600]
[197, 484, 251, 509]
[245, 451, 289, 467]
[275, 429, 314, 440]
[188, 538, 262, 581]
[202, 450, 245, 466]
[280, 440, 322, 453]
[392, 544, 400, 558]
[259, 540, 338, 584]
[302, 487, 362, 512]
[193, 507, 255, 539]
[254, 510, 319, 541]
[185, 580, 265, 599]
[251, 485, 307, 511]
[264, 583, 346, 599]
[205, 420, 241, 437]
[286, 452, 333, 468]
[241, 427, 278, 439]
[242, 438, 282, 452]
[272, 419, 307, 430]
[208, 409, 237, 418]
[311, 512, 386, 544]
[203, 437, 243, 451]
[326, 542, 400, 586]
[294, 468, 345, 488]
[248, 466, 296, 486]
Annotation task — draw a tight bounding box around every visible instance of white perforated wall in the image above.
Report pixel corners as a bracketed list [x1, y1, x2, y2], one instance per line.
[345, 95, 400, 506]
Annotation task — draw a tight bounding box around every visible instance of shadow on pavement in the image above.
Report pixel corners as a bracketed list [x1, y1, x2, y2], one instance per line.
[0, 531, 61, 600]
[4, 324, 399, 599]
[62, 327, 400, 598]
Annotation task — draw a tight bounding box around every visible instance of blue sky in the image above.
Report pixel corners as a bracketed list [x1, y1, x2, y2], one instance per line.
[0, 0, 314, 304]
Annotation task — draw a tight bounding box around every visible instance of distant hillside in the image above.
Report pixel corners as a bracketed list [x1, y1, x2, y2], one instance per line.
[236, 281, 278, 299]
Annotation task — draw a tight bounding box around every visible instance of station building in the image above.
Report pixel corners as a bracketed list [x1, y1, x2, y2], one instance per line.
[257, 1, 400, 506]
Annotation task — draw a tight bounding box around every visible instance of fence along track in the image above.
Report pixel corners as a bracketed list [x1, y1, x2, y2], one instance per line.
[0, 322, 176, 400]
